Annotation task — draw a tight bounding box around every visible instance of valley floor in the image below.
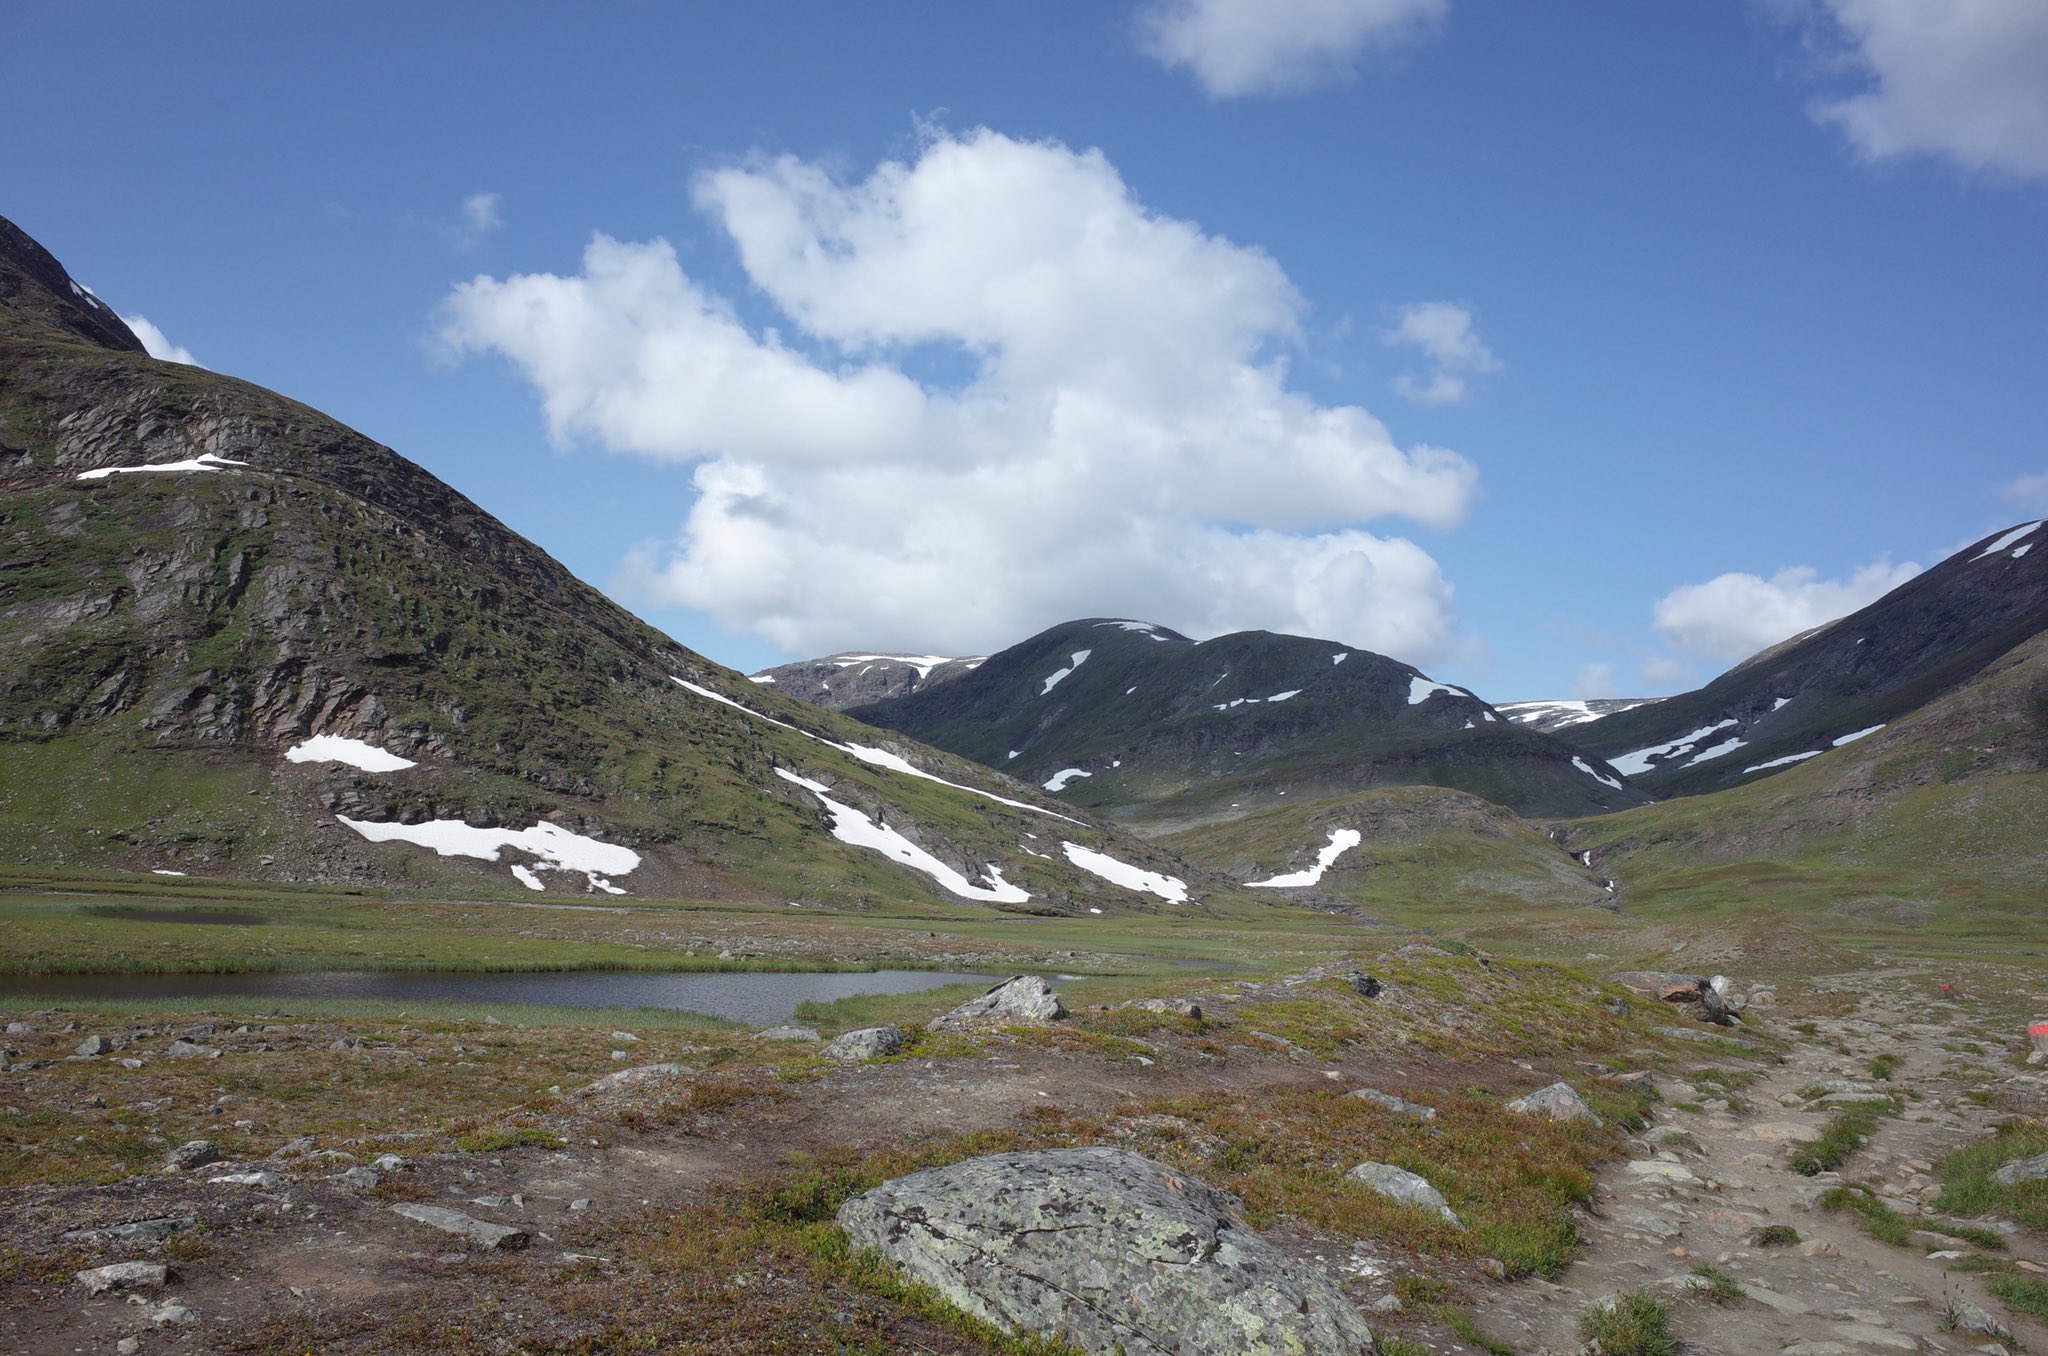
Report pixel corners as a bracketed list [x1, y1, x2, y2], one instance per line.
[3, 960, 2044, 1354]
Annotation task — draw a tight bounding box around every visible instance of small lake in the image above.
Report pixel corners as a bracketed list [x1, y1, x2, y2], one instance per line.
[0, 968, 1000, 1027]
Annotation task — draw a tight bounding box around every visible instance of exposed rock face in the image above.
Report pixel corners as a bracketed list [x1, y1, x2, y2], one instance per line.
[1991, 1152, 2048, 1187]
[927, 975, 1067, 1031]
[837, 1147, 1376, 1355]
[390, 1203, 528, 1251]
[823, 1025, 904, 1062]
[748, 652, 984, 711]
[1505, 1082, 1600, 1124]
[1345, 1161, 1460, 1226]
[75, 1261, 167, 1295]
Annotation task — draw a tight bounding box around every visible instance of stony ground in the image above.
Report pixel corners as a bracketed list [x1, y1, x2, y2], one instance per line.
[4, 963, 2044, 1355]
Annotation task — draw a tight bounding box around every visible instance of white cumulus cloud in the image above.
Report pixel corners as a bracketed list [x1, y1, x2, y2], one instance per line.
[1806, 0, 2048, 179]
[1652, 558, 1921, 662]
[1383, 300, 1497, 405]
[440, 128, 1478, 662]
[1136, 0, 1449, 98]
[120, 314, 202, 367]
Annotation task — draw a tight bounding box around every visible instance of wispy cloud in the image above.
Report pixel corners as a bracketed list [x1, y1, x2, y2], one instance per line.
[442, 192, 504, 250]
[1998, 470, 2048, 515]
[1384, 301, 1497, 405]
[441, 128, 1479, 662]
[1135, 0, 1448, 98]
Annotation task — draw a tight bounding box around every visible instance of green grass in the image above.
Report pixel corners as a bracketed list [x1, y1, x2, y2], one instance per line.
[1577, 1290, 1676, 1356]
[1752, 1224, 1800, 1247]
[1868, 1052, 1900, 1080]
[1688, 1262, 1746, 1304]
[1420, 1303, 1514, 1354]
[1819, 1185, 1913, 1246]
[1791, 1105, 1882, 1175]
[1936, 1122, 2048, 1237]
[1987, 1272, 2048, 1320]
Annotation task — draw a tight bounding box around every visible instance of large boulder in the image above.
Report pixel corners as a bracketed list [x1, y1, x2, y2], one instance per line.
[837, 1147, 1375, 1355]
[926, 976, 1067, 1031]
[1992, 1152, 2048, 1187]
[823, 1025, 905, 1063]
[1505, 1082, 1601, 1124]
[1345, 1161, 1460, 1227]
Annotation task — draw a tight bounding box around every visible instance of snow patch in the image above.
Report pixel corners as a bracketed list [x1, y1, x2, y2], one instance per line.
[1498, 698, 1659, 729]
[1970, 521, 2044, 561]
[76, 453, 249, 481]
[1743, 751, 1822, 773]
[1771, 696, 1792, 711]
[1095, 620, 1158, 633]
[749, 674, 776, 684]
[1682, 737, 1748, 767]
[1042, 768, 1092, 792]
[2016, 543, 2035, 559]
[774, 768, 1029, 903]
[1407, 675, 1459, 704]
[510, 865, 545, 892]
[1267, 689, 1301, 703]
[1609, 720, 1738, 776]
[1571, 756, 1624, 790]
[285, 735, 416, 773]
[1060, 842, 1187, 904]
[337, 816, 639, 894]
[1832, 724, 1885, 746]
[1246, 828, 1361, 888]
[151, 869, 186, 876]
[1331, 653, 1348, 666]
[1040, 650, 1091, 694]
[830, 653, 964, 680]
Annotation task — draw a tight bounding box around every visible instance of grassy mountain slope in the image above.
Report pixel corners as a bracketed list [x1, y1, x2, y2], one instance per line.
[0, 214, 1258, 918]
[850, 618, 1647, 825]
[1561, 627, 2048, 954]
[1560, 522, 2048, 797]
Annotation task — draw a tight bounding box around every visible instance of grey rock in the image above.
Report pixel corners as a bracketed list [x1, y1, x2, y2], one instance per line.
[270, 1135, 318, 1159]
[207, 1171, 284, 1188]
[1345, 1087, 1437, 1121]
[76, 1261, 168, 1294]
[331, 1166, 380, 1189]
[1992, 1151, 2048, 1186]
[164, 1139, 219, 1172]
[1602, 1070, 1655, 1091]
[754, 1025, 821, 1042]
[1657, 1025, 1756, 1049]
[370, 1153, 408, 1172]
[60, 1216, 198, 1245]
[837, 1147, 1374, 1355]
[577, 1062, 689, 1096]
[927, 975, 1067, 1031]
[610, 1030, 640, 1041]
[1815, 1092, 1894, 1105]
[1124, 997, 1203, 1020]
[823, 1025, 905, 1063]
[75, 1034, 112, 1057]
[1505, 1082, 1601, 1124]
[1344, 972, 1382, 999]
[150, 1302, 196, 1327]
[5, 1021, 34, 1034]
[165, 1038, 220, 1059]
[391, 1203, 529, 1251]
[1345, 1161, 1461, 1226]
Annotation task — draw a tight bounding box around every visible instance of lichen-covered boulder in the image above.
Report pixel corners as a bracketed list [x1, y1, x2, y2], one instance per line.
[823, 1025, 904, 1063]
[926, 975, 1066, 1031]
[1505, 1081, 1601, 1124]
[837, 1147, 1375, 1355]
[1345, 1161, 1460, 1227]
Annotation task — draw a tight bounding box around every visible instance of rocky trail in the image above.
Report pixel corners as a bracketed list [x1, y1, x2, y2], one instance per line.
[1494, 974, 2048, 1355]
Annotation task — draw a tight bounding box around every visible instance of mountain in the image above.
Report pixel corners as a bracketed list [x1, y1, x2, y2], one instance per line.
[0, 214, 1248, 917]
[1497, 698, 1659, 734]
[748, 652, 984, 711]
[1557, 522, 2048, 797]
[846, 618, 1650, 827]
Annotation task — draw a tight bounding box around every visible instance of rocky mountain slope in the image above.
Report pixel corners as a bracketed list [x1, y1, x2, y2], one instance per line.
[1557, 522, 2048, 797]
[0, 214, 1247, 916]
[847, 618, 1649, 825]
[748, 652, 983, 711]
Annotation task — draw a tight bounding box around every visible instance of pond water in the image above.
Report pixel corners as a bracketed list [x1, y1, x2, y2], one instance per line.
[0, 968, 1001, 1027]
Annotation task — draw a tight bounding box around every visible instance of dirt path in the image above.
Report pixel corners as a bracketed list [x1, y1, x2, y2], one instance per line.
[1488, 977, 2047, 1354]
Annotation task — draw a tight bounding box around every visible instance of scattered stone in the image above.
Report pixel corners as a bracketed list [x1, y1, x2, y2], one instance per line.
[1624, 1160, 1698, 1183]
[75, 1034, 112, 1057]
[753, 1025, 821, 1042]
[60, 1216, 198, 1245]
[838, 1147, 1375, 1355]
[823, 1025, 905, 1063]
[165, 1038, 220, 1059]
[1991, 1152, 2048, 1186]
[177, 1022, 216, 1039]
[371, 1153, 408, 1172]
[927, 976, 1067, 1031]
[610, 1030, 640, 1042]
[207, 1172, 284, 1188]
[271, 1135, 318, 1160]
[1601, 1070, 1655, 1090]
[1125, 997, 1203, 1019]
[76, 1261, 168, 1295]
[332, 1166, 381, 1189]
[1477, 1257, 1506, 1281]
[118, 1339, 140, 1355]
[1657, 1026, 1754, 1048]
[391, 1203, 529, 1251]
[569, 1198, 591, 1211]
[1344, 1087, 1437, 1121]
[1345, 1161, 1461, 1227]
[1944, 1296, 2010, 1340]
[150, 1302, 196, 1327]
[1505, 1082, 1600, 1124]
[164, 1139, 219, 1172]
[1815, 1092, 1894, 1106]
[5, 1021, 33, 1034]
[577, 1063, 689, 1097]
[1344, 972, 1382, 999]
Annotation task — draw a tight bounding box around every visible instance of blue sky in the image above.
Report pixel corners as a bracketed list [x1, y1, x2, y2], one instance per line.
[8, 1, 2045, 701]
